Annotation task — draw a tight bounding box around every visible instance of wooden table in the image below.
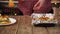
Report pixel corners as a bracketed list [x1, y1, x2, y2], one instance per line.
[0, 8, 60, 34]
[0, 15, 60, 34]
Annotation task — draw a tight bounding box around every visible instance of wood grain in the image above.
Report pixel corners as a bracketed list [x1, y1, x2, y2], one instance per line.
[17, 16, 32, 34]
[32, 27, 48, 34]
[47, 26, 60, 34]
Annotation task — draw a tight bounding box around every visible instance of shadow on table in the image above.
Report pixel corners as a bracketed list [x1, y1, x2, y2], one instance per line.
[33, 23, 56, 27]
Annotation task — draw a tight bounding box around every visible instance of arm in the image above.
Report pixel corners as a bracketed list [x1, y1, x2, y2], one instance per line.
[33, 0, 45, 11]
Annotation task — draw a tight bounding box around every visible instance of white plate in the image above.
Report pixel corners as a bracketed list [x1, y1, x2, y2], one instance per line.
[0, 18, 16, 25]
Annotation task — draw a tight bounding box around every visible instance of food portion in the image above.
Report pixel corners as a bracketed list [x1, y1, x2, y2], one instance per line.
[0, 15, 10, 24]
[39, 16, 54, 21]
[32, 13, 58, 24]
[39, 17, 49, 21]
[32, 14, 55, 21]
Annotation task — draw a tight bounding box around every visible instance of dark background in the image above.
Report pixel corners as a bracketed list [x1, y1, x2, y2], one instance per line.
[0, 0, 60, 15]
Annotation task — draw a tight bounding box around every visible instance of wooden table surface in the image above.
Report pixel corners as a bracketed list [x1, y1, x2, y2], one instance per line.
[0, 8, 60, 34]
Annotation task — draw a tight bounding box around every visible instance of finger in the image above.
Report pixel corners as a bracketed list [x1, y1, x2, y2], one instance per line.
[34, 0, 40, 7]
[33, 8, 38, 11]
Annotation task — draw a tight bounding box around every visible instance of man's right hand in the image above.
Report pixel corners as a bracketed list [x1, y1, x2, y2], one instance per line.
[33, 0, 40, 11]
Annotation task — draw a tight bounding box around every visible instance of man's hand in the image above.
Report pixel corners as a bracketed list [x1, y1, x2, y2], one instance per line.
[33, 0, 45, 11]
[33, 0, 40, 11]
[33, 6, 40, 11]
